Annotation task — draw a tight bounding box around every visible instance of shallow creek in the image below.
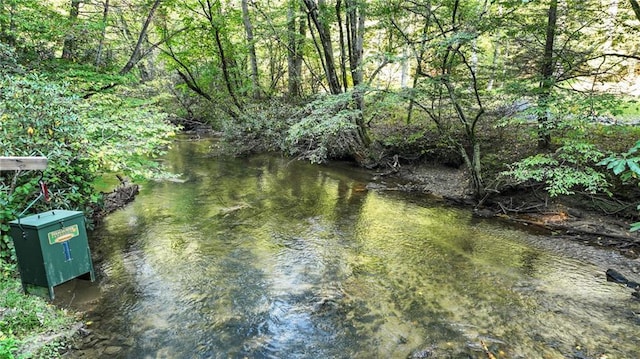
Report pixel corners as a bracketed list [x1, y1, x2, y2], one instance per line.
[59, 137, 640, 358]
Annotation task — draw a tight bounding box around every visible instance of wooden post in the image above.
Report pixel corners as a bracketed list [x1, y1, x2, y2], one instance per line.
[0, 157, 48, 171]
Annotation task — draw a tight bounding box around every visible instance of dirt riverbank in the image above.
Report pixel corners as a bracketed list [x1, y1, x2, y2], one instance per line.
[387, 162, 640, 260]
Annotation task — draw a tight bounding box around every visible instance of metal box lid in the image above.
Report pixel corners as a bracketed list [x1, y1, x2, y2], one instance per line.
[9, 210, 84, 229]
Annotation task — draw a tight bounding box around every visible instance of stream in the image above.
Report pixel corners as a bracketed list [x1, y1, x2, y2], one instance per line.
[60, 137, 640, 358]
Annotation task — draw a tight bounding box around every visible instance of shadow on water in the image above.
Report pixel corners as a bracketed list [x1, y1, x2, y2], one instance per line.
[58, 137, 640, 358]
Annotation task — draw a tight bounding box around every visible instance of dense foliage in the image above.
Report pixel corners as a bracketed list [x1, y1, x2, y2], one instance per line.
[0, 54, 176, 267]
[0, 73, 96, 265]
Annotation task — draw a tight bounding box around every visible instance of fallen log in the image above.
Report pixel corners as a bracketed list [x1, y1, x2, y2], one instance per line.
[89, 182, 139, 225]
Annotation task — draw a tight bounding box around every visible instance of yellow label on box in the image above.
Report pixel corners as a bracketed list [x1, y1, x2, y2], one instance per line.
[48, 224, 79, 244]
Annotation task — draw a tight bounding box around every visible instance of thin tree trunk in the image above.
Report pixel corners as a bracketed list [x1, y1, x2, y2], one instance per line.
[62, 0, 81, 60]
[242, 0, 260, 99]
[345, 0, 369, 146]
[197, 0, 242, 111]
[303, 0, 342, 94]
[286, 2, 299, 97]
[346, 0, 364, 88]
[406, 75, 419, 124]
[213, 23, 242, 111]
[286, 2, 306, 98]
[161, 41, 214, 102]
[119, 0, 161, 75]
[306, 13, 330, 92]
[537, 0, 557, 149]
[630, 0, 640, 21]
[294, 8, 305, 95]
[336, 0, 348, 92]
[459, 142, 484, 199]
[487, 41, 498, 90]
[95, 0, 110, 67]
[400, 46, 409, 89]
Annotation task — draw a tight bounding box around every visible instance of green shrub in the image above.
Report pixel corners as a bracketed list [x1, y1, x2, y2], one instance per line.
[0, 74, 96, 263]
[501, 141, 609, 197]
[219, 101, 298, 156]
[78, 91, 178, 181]
[0, 334, 19, 359]
[0, 73, 178, 263]
[284, 93, 361, 163]
[599, 140, 640, 231]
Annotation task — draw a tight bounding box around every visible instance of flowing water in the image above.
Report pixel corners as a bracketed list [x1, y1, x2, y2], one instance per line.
[64, 137, 640, 358]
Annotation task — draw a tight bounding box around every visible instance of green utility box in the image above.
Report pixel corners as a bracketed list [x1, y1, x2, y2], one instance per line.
[9, 210, 95, 299]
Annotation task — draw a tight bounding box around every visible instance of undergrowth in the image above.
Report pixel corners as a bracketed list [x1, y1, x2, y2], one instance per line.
[0, 279, 77, 359]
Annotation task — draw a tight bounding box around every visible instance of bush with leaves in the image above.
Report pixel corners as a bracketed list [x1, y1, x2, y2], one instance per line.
[599, 140, 640, 231]
[0, 73, 98, 265]
[0, 43, 22, 74]
[599, 140, 640, 181]
[0, 72, 178, 264]
[0, 333, 19, 359]
[284, 93, 362, 164]
[78, 91, 178, 181]
[218, 101, 298, 156]
[498, 89, 631, 199]
[501, 140, 609, 197]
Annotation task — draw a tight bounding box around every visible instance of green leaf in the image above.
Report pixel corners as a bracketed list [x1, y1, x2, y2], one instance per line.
[627, 160, 640, 176]
[612, 160, 627, 175]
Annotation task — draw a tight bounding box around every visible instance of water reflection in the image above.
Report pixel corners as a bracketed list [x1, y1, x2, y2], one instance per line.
[71, 138, 640, 358]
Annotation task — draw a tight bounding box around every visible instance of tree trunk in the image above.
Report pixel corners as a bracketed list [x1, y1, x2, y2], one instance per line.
[95, 0, 110, 67]
[286, 2, 303, 98]
[400, 46, 409, 89]
[459, 142, 484, 199]
[345, 0, 370, 147]
[346, 0, 363, 89]
[61, 0, 81, 60]
[242, 0, 260, 99]
[336, 0, 348, 92]
[537, 0, 557, 150]
[119, 0, 161, 75]
[303, 0, 342, 94]
[212, 21, 243, 111]
[630, 0, 640, 21]
[287, 2, 306, 98]
[294, 5, 306, 95]
[196, 0, 242, 111]
[487, 41, 498, 91]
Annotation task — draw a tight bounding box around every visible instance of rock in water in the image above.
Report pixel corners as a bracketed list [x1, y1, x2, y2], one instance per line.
[103, 346, 123, 355]
[606, 269, 640, 299]
[606, 268, 629, 284]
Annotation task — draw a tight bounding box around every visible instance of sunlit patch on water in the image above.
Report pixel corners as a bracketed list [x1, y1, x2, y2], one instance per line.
[66, 138, 640, 358]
